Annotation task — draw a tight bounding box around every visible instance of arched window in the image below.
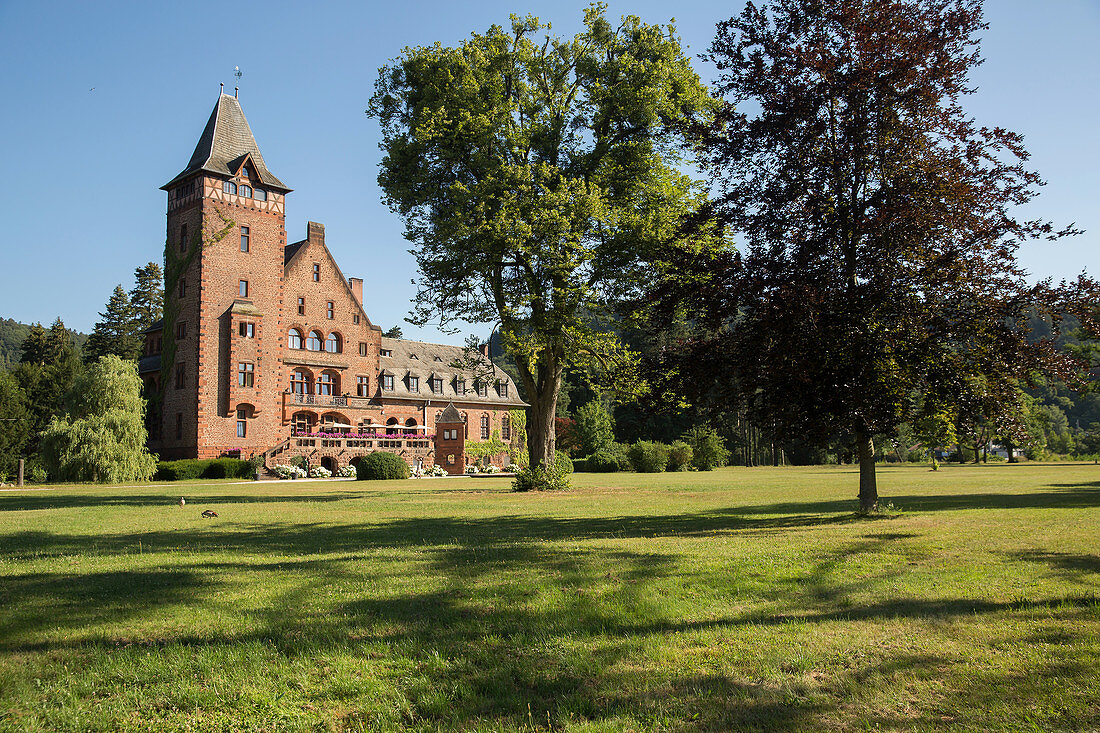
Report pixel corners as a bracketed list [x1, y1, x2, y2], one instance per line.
[291, 370, 312, 394]
[386, 417, 399, 435]
[318, 371, 337, 396]
[325, 332, 341, 353]
[292, 411, 316, 435]
[288, 328, 303, 350]
[254, 188, 267, 202]
[480, 413, 490, 439]
[306, 331, 323, 351]
[405, 418, 418, 428]
[239, 185, 253, 198]
[222, 181, 237, 194]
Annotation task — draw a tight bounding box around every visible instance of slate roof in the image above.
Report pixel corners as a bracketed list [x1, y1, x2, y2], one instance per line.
[137, 354, 161, 375]
[437, 403, 464, 424]
[283, 240, 306, 266]
[162, 94, 289, 191]
[379, 336, 527, 407]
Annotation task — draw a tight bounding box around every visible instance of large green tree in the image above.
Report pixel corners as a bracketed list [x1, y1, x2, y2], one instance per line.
[13, 318, 83, 454]
[129, 262, 164, 333]
[0, 370, 30, 480]
[84, 285, 141, 363]
[660, 0, 1097, 510]
[39, 355, 156, 483]
[369, 6, 715, 470]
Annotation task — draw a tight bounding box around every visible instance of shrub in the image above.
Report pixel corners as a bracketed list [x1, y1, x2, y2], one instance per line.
[554, 449, 574, 475]
[574, 399, 616, 456]
[273, 464, 307, 479]
[666, 441, 694, 471]
[585, 450, 624, 473]
[336, 465, 357, 477]
[356, 452, 410, 480]
[512, 462, 571, 492]
[154, 459, 207, 481]
[628, 441, 670, 473]
[309, 465, 332, 478]
[686, 426, 730, 471]
[203, 458, 254, 479]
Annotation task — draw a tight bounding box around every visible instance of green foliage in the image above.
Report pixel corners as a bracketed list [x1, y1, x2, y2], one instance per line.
[12, 319, 84, 456]
[554, 449, 574, 476]
[466, 431, 508, 460]
[84, 285, 142, 363]
[129, 262, 164, 333]
[382, 326, 403, 338]
[575, 400, 616, 457]
[511, 462, 571, 492]
[578, 449, 627, 473]
[686, 426, 729, 471]
[370, 6, 715, 468]
[627, 441, 670, 473]
[0, 369, 30, 478]
[666, 440, 693, 472]
[39, 355, 156, 483]
[356, 452, 410, 481]
[508, 408, 528, 468]
[154, 459, 206, 482]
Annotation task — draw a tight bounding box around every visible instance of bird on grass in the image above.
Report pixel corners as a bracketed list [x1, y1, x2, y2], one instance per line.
[201, 509, 218, 518]
[178, 497, 186, 508]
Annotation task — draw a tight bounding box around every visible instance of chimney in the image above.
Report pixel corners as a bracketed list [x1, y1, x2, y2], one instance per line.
[348, 277, 363, 306]
[479, 343, 490, 358]
[306, 221, 325, 244]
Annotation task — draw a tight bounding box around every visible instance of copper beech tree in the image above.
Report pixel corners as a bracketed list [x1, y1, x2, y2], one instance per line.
[657, 0, 1097, 510]
[369, 7, 715, 473]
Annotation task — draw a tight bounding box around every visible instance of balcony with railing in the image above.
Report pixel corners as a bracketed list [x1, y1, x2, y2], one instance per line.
[285, 391, 380, 410]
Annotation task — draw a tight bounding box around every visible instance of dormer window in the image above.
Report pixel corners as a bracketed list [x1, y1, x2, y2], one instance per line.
[409, 353, 418, 360]
[434, 356, 442, 362]
[455, 378, 466, 394]
[241, 166, 251, 178]
[498, 381, 509, 398]
[430, 377, 443, 393]
[408, 376, 420, 392]
[380, 349, 392, 357]
[382, 374, 394, 391]
[223, 181, 237, 195]
[476, 380, 488, 397]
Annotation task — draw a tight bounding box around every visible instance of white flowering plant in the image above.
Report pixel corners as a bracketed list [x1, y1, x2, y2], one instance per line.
[465, 465, 480, 474]
[308, 465, 332, 478]
[273, 464, 307, 479]
[337, 465, 357, 477]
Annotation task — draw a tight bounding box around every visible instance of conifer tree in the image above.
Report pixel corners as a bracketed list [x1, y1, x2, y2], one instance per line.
[84, 285, 141, 362]
[0, 370, 30, 479]
[13, 318, 82, 454]
[129, 262, 163, 332]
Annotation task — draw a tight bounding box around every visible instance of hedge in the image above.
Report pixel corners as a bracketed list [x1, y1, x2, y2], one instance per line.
[154, 458, 255, 481]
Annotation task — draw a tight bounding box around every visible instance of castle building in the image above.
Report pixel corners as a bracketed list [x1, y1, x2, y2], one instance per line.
[139, 92, 525, 474]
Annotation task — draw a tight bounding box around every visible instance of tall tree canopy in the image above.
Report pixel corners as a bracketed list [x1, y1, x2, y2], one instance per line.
[369, 5, 716, 470]
[660, 0, 1096, 509]
[39, 354, 156, 483]
[84, 285, 141, 363]
[129, 262, 164, 332]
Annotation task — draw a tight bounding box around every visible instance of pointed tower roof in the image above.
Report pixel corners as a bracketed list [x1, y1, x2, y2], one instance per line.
[438, 403, 464, 424]
[162, 94, 289, 191]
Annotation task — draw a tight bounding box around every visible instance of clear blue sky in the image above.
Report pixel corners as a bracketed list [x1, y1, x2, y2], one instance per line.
[1, 0, 1096, 342]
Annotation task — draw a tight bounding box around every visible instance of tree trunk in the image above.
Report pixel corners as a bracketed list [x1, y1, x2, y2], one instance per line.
[526, 390, 558, 469]
[855, 425, 879, 512]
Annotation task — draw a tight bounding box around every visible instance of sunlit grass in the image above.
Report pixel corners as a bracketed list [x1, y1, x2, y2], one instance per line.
[1, 463, 1098, 731]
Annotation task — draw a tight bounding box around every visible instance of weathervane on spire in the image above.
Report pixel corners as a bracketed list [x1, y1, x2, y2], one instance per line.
[234, 66, 242, 98]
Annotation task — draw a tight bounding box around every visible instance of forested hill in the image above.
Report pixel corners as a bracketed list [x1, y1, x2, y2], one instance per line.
[0, 318, 88, 368]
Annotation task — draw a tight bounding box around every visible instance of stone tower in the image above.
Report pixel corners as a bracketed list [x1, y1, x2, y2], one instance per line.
[158, 93, 292, 459]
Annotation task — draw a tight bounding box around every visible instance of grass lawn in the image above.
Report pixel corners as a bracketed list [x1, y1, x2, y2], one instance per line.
[1, 463, 1098, 732]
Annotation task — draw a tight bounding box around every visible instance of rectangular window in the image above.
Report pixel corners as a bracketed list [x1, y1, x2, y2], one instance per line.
[431, 377, 442, 393]
[382, 374, 394, 391]
[408, 376, 419, 392]
[502, 416, 511, 440]
[357, 375, 369, 397]
[456, 378, 465, 394]
[499, 381, 509, 398]
[237, 362, 254, 387]
[176, 321, 186, 339]
[236, 409, 247, 438]
[176, 412, 183, 439]
[239, 280, 248, 297]
[179, 224, 187, 252]
[312, 263, 320, 282]
[353, 314, 360, 324]
[444, 429, 457, 440]
[240, 225, 250, 252]
[175, 362, 185, 389]
[359, 342, 368, 356]
[326, 301, 334, 319]
[297, 297, 305, 315]
[238, 322, 254, 338]
[178, 279, 186, 298]
[380, 348, 392, 357]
